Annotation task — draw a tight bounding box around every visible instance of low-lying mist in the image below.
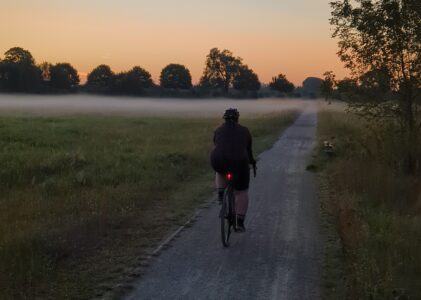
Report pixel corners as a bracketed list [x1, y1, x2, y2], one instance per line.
[0, 94, 323, 117]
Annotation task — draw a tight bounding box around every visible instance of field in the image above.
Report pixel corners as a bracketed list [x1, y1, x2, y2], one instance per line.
[0, 110, 298, 299]
[316, 109, 421, 299]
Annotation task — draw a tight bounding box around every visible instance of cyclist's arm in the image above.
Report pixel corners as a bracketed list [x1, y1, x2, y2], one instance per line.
[246, 128, 256, 165]
[247, 130, 257, 177]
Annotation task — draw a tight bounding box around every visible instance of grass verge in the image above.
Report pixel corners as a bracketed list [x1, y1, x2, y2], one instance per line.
[0, 111, 298, 299]
[314, 110, 421, 300]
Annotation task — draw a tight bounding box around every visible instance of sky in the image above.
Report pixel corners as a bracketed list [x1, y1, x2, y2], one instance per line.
[0, 0, 348, 86]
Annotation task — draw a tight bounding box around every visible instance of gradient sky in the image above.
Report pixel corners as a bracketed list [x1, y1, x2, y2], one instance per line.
[0, 0, 348, 85]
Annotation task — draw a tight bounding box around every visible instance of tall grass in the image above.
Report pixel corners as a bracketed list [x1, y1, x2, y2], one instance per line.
[317, 111, 421, 299]
[0, 112, 298, 299]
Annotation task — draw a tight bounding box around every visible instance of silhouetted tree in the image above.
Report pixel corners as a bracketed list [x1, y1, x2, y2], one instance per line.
[233, 65, 261, 91]
[331, 0, 421, 173]
[200, 48, 242, 92]
[125, 66, 153, 94]
[111, 67, 153, 95]
[3, 47, 35, 65]
[337, 78, 358, 95]
[0, 58, 3, 90]
[38, 62, 52, 81]
[0, 47, 43, 92]
[335, 77, 359, 100]
[160, 64, 192, 89]
[359, 67, 392, 97]
[49, 63, 80, 91]
[110, 72, 128, 94]
[87, 64, 114, 91]
[269, 74, 295, 94]
[320, 71, 336, 103]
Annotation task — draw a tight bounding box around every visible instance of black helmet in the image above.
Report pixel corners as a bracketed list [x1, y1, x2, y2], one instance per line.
[223, 108, 239, 122]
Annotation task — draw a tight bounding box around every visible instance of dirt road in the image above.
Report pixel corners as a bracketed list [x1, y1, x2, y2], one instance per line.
[123, 105, 320, 300]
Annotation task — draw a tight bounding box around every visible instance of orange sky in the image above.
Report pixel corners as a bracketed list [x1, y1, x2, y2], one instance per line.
[0, 0, 348, 86]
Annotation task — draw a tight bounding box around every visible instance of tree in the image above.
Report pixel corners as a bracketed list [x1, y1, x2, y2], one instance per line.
[359, 67, 392, 97]
[110, 72, 128, 94]
[3, 47, 35, 65]
[0, 47, 42, 92]
[125, 66, 153, 94]
[200, 48, 242, 92]
[330, 0, 421, 173]
[87, 64, 114, 89]
[49, 63, 80, 91]
[233, 65, 261, 91]
[38, 62, 52, 81]
[111, 67, 153, 95]
[269, 74, 295, 94]
[336, 77, 359, 99]
[160, 64, 192, 89]
[320, 71, 336, 103]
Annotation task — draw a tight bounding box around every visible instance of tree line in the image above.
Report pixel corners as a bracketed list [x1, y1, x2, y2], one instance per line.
[0, 47, 308, 97]
[323, 0, 420, 174]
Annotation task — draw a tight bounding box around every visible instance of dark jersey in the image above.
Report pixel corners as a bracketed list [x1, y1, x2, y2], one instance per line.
[212, 122, 255, 163]
[210, 122, 255, 190]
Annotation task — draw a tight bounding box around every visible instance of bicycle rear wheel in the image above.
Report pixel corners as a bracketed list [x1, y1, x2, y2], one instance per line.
[220, 186, 233, 247]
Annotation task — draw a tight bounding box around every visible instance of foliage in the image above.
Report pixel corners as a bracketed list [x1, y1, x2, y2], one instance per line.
[0, 45, 283, 98]
[269, 73, 295, 93]
[49, 63, 80, 91]
[321, 71, 336, 103]
[359, 67, 393, 98]
[317, 110, 421, 299]
[233, 65, 261, 91]
[87, 64, 114, 90]
[336, 77, 359, 100]
[160, 64, 192, 89]
[200, 48, 242, 92]
[330, 0, 421, 172]
[38, 62, 52, 81]
[126, 66, 153, 91]
[3, 47, 35, 65]
[111, 66, 153, 95]
[0, 47, 43, 92]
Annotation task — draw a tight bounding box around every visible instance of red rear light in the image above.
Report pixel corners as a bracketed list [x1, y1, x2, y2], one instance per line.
[226, 173, 233, 181]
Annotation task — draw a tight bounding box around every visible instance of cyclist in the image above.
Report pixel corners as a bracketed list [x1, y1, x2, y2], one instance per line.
[210, 108, 256, 232]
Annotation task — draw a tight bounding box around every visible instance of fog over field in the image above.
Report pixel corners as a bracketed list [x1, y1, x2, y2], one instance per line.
[0, 94, 327, 117]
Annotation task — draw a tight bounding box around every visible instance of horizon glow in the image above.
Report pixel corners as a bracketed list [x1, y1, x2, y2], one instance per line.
[0, 0, 348, 86]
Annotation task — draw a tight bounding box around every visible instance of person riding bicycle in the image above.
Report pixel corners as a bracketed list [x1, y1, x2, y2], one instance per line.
[210, 108, 256, 232]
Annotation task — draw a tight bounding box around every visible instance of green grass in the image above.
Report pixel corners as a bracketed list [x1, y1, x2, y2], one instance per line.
[315, 110, 421, 300]
[0, 111, 298, 299]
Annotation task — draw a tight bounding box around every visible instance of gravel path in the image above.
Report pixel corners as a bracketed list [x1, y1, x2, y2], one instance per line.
[124, 105, 320, 300]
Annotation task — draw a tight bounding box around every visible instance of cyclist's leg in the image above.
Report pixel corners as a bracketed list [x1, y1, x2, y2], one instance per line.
[234, 189, 248, 232]
[233, 162, 250, 231]
[211, 153, 228, 203]
[215, 172, 227, 202]
[234, 190, 249, 216]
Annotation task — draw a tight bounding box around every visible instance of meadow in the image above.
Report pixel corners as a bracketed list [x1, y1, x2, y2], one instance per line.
[316, 109, 421, 299]
[0, 111, 298, 299]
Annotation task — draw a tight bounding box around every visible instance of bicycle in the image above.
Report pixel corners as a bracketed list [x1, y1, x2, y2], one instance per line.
[219, 172, 236, 247]
[219, 165, 256, 247]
